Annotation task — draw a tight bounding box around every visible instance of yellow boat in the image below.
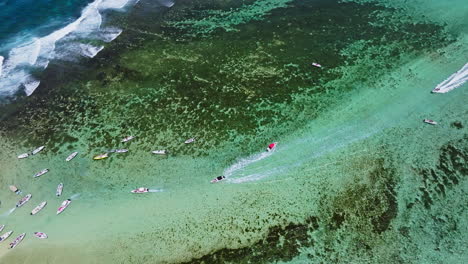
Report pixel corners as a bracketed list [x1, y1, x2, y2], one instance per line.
[93, 153, 109, 160]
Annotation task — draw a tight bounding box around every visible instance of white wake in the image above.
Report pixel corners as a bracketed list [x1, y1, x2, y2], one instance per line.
[432, 62, 468, 93]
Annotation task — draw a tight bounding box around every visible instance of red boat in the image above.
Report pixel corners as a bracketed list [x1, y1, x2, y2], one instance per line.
[267, 142, 278, 152]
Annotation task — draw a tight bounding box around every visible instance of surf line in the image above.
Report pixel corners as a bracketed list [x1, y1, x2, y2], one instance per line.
[432, 62, 468, 93]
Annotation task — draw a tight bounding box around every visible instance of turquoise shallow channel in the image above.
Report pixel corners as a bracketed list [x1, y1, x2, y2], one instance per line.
[0, 0, 467, 263]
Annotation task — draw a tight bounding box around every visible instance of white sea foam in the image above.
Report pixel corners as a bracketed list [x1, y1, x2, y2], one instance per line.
[0, 56, 3, 77]
[432, 62, 468, 93]
[0, 0, 137, 97]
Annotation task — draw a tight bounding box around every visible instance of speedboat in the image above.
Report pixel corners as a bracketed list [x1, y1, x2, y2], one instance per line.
[423, 119, 437, 125]
[152, 150, 167, 155]
[32, 146, 45, 155]
[121, 136, 135, 143]
[16, 194, 32, 207]
[185, 137, 195, 144]
[93, 153, 109, 160]
[114, 149, 128, 153]
[34, 168, 49, 178]
[210, 176, 225, 183]
[65, 151, 78, 161]
[34, 232, 48, 239]
[17, 153, 29, 159]
[31, 201, 47, 215]
[0, 231, 13, 242]
[131, 187, 149, 193]
[312, 62, 322, 68]
[56, 183, 64, 196]
[57, 199, 71, 215]
[0, 225, 4, 232]
[9, 233, 25, 249]
[267, 142, 278, 152]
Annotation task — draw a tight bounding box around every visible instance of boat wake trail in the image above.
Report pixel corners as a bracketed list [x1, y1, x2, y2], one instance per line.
[70, 193, 81, 200]
[1, 207, 16, 218]
[223, 151, 275, 179]
[432, 62, 468, 93]
[148, 189, 163, 193]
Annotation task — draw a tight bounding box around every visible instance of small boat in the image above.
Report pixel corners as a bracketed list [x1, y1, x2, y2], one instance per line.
[57, 199, 71, 215]
[131, 187, 149, 193]
[312, 62, 322, 68]
[9, 233, 25, 249]
[34, 168, 49, 178]
[152, 150, 167, 155]
[114, 149, 128, 153]
[32, 146, 45, 155]
[31, 201, 47, 215]
[423, 119, 437, 125]
[0, 225, 4, 232]
[210, 176, 225, 183]
[185, 137, 195, 144]
[34, 232, 48, 239]
[65, 151, 78, 161]
[121, 136, 135, 143]
[17, 153, 29, 159]
[267, 142, 278, 152]
[56, 183, 64, 196]
[16, 194, 32, 207]
[93, 153, 109, 160]
[9, 185, 22, 195]
[0, 231, 13, 242]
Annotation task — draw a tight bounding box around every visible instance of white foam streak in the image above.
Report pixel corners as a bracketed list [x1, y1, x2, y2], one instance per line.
[223, 151, 274, 178]
[432, 62, 468, 93]
[0, 0, 133, 97]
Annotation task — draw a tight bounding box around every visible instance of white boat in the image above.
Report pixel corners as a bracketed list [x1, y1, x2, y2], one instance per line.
[31, 201, 47, 215]
[56, 183, 64, 196]
[0, 225, 4, 232]
[0, 231, 13, 242]
[210, 176, 225, 183]
[152, 150, 167, 155]
[121, 136, 135, 143]
[32, 146, 45, 155]
[131, 187, 149, 193]
[184, 137, 195, 144]
[17, 153, 29, 159]
[16, 194, 32, 207]
[9, 185, 21, 195]
[65, 151, 78, 161]
[114, 149, 128, 153]
[57, 199, 71, 215]
[312, 62, 322, 68]
[423, 119, 437, 125]
[34, 168, 49, 178]
[266, 142, 278, 152]
[9, 233, 25, 249]
[93, 153, 109, 160]
[34, 232, 48, 239]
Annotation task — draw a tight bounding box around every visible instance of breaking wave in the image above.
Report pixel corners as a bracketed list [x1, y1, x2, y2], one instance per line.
[0, 0, 142, 98]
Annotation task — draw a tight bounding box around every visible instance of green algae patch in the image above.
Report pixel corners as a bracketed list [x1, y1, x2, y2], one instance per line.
[170, 0, 293, 35]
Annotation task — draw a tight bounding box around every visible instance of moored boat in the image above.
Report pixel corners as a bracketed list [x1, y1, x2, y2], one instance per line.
[423, 119, 437, 125]
[0, 231, 13, 242]
[131, 187, 149, 193]
[34, 168, 49, 178]
[121, 136, 135, 143]
[312, 62, 322, 68]
[9, 233, 25, 249]
[32, 146, 45, 155]
[57, 199, 71, 215]
[152, 150, 167, 155]
[184, 137, 195, 144]
[17, 153, 29, 159]
[56, 183, 64, 196]
[65, 151, 78, 161]
[93, 153, 109, 160]
[16, 194, 32, 207]
[34, 232, 48, 239]
[31, 201, 47, 215]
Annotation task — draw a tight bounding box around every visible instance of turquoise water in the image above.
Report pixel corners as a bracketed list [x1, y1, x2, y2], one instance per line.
[0, 0, 467, 263]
